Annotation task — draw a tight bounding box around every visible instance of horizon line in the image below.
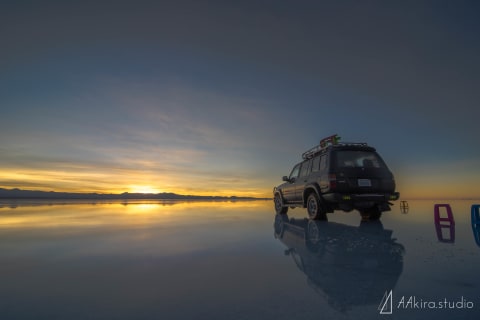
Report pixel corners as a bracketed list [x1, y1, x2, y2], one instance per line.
[0, 187, 271, 200]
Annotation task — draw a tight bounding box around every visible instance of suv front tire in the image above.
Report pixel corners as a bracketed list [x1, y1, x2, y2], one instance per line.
[274, 193, 288, 215]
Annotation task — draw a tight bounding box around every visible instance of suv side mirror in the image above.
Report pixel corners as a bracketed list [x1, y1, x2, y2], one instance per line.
[282, 176, 290, 182]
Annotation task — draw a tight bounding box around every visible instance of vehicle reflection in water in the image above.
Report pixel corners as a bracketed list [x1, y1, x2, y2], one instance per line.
[400, 200, 409, 214]
[472, 204, 480, 247]
[435, 223, 455, 243]
[434, 219, 455, 243]
[434, 204, 456, 243]
[273, 214, 405, 312]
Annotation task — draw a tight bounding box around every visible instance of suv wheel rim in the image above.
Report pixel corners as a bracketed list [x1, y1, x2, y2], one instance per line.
[274, 195, 282, 211]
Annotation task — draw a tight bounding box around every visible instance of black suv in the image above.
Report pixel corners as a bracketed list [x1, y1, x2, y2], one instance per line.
[273, 135, 399, 220]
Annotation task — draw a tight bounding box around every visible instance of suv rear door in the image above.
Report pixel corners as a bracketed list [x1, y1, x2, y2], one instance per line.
[332, 149, 395, 194]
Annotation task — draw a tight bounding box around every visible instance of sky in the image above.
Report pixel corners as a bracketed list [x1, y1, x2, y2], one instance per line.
[1, 0, 479, 199]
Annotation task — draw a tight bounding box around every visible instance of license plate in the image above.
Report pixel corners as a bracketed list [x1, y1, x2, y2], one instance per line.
[358, 179, 371, 187]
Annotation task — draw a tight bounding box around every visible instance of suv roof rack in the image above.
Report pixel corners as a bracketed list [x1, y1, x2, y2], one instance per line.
[301, 134, 369, 160]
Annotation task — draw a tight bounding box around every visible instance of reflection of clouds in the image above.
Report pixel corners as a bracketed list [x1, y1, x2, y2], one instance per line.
[0, 200, 267, 229]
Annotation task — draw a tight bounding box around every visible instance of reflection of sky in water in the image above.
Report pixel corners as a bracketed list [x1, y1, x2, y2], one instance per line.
[0, 200, 479, 319]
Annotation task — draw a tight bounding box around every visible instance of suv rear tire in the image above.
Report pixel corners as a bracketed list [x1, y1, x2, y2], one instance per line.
[274, 194, 288, 215]
[306, 193, 327, 220]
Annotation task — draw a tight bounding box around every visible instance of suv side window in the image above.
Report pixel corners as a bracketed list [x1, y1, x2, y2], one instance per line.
[319, 154, 327, 171]
[289, 163, 301, 181]
[299, 160, 312, 178]
[311, 155, 320, 173]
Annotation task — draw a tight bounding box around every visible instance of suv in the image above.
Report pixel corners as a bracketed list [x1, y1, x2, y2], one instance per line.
[273, 135, 399, 220]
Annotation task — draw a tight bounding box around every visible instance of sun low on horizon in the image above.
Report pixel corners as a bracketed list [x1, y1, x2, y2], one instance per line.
[127, 185, 163, 194]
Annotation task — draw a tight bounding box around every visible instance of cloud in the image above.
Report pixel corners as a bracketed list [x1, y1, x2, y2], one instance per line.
[1, 1, 479, 198]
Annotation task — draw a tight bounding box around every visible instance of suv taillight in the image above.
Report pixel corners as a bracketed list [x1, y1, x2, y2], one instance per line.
[328, 174, 337, 189]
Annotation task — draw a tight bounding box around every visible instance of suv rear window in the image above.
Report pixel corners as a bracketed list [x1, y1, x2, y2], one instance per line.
[335, 150, 385, 169]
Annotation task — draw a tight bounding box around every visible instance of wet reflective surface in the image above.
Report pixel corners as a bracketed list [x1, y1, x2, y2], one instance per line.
[274, 215, 405, 314]
[0, 200, 479, 319]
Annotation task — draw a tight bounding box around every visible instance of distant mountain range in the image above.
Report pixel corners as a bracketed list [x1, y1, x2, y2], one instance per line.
[0, 188, 268, 200]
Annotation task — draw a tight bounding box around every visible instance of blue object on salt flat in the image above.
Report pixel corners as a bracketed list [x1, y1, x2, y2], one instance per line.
[471, 204, 480, 247]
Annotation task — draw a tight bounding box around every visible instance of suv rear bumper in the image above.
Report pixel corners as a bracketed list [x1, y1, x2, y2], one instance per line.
[323, 192, 400, 208]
